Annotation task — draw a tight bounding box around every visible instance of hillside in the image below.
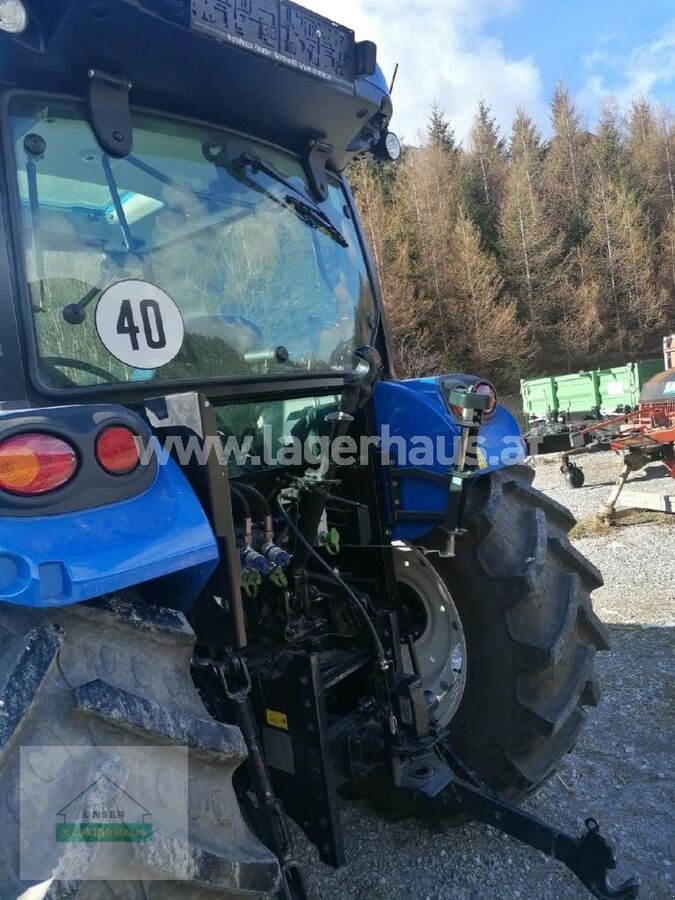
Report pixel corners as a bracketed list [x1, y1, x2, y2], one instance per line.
[351, 85, 675, 389]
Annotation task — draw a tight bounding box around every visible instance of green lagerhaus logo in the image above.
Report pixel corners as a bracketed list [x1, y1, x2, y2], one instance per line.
[55, 774, 153, 843]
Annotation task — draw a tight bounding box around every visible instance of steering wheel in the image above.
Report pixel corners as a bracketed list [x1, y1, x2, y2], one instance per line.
[42, 356, 120, 386]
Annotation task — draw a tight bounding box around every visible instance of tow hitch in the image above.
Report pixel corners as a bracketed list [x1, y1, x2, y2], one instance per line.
[439, 780, 637, 899]
[395, 750, 639, 900]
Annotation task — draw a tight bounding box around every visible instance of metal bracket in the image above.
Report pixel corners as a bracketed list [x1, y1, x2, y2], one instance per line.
[254, 652, 345, 869]
[305, 140, 333, 203]
[376, 610, 432, 740]
[87, 68, 133, 158]
[143, 393, 246, 650]
[194, 655, 308, 900]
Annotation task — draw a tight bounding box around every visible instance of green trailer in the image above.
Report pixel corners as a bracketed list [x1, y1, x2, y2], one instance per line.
[521, 359, 664, 422]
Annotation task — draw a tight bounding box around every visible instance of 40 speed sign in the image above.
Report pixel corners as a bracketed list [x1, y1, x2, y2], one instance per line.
[95, 280, 185, 370]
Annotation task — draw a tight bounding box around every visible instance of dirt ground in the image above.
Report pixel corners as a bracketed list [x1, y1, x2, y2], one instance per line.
[295, 452, 675, 899]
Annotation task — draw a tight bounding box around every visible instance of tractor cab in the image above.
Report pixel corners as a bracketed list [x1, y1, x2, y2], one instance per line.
[0, 0, 398, 410]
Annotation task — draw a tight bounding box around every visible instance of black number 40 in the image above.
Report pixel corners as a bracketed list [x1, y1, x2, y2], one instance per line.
[116, 299, 167, 352]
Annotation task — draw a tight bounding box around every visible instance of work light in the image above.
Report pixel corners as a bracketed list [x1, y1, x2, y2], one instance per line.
[372, 130, 402, 162]
[0, 0, 28, 34]
[385, 132, 402, 161]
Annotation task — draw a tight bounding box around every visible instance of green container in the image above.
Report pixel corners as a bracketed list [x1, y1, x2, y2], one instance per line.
[597, 361, 664, 410]
[521, 359, 664, 421]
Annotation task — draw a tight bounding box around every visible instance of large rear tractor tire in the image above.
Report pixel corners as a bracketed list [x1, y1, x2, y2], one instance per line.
[0, 595, 280, 899]
[423, 465, 610, 801]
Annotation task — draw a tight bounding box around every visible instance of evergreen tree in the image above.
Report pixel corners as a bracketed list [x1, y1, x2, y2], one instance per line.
[509, 109, 544, 214]
[593, 99, 628, 180]
[349, 158, 393, 292]
[660, 211, 675, 297]
[588, 172, 663, 359]
[557, 249, 604, 370]
[658, 105, 675, 222]
[500, 156, 563, 363]
[396, 142, 460, 366]
[462, 100, 506, 254]
[348, 88, 675, 387]
[427, 101, 457, 154]
[627, 97, 662, 226]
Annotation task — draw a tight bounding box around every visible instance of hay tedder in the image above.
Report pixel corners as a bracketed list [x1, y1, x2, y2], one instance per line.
[561, 337, 675, 517]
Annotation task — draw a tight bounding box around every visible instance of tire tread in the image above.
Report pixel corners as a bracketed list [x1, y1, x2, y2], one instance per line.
[432, 465, 608, 798]
[0, 596, 280, 898]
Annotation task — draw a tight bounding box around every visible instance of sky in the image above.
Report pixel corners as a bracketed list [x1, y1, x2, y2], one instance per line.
[303, 0, 675, 145]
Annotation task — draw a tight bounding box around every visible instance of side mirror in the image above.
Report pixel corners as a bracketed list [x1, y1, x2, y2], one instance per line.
[346, 345, 383, 410]
[326, 346, 384, 436]
[353, 344, 383, 385]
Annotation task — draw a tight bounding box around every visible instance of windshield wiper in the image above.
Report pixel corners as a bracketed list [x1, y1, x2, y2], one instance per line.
[125, 154, 255, 211]
[62, 153, 135, 325]
[234, 153, 349, 249]
[283, 193, 349, 249]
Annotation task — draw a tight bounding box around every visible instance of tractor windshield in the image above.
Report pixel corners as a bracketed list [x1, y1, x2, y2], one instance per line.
[7, 95, 376, 390]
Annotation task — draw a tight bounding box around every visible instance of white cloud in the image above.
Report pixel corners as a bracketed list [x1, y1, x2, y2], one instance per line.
[579, 23, 675, 111]
[303, 0, 546, 145]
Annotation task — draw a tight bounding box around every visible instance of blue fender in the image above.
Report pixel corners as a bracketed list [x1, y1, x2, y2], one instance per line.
[373, 378, 527, 542]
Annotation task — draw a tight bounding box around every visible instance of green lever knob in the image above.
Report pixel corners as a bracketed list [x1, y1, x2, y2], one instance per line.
[269, 567, 288, 588]
[320, 527, 341, 556]
[242, 569, 262, 600]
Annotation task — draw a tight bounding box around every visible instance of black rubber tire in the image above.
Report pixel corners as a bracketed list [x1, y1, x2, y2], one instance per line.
[564, 465, 586, 489]
[0, 595, 280, 899]
[428, 465, 610, 801]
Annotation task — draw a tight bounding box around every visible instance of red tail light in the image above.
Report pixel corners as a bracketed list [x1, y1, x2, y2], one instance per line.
[0, 433, 78, 496]
[474, 382, 498, 416]
[96, 426, 140, 475]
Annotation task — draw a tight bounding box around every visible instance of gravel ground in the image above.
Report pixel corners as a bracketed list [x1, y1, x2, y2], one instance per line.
[293, 452, 675, 899]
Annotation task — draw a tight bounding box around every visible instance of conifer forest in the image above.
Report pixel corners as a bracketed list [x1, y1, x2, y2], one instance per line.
[350, 85, 675, 390]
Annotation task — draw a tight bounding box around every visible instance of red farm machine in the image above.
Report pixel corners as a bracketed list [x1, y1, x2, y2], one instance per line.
[561, 336, 675, 516]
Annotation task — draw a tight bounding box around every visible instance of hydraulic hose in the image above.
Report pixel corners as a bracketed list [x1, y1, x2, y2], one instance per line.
[230, 485, 253, 547]
[233, 482, 274, 541]
[277, 497, 387, 667]
[234, 481, 271, 516]
[230, 484, 251, 519]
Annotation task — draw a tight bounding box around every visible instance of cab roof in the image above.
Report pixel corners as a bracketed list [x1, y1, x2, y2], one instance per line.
[0, 0, 393, 172]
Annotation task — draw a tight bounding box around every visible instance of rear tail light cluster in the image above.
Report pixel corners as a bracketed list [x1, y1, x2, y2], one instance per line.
[0, 426, 140, 497]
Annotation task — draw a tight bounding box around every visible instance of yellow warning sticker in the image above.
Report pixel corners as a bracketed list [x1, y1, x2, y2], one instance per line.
[265, 709, 289, 731]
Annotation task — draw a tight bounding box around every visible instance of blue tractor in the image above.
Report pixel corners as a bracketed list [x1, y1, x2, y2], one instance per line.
[0, 2, 636, 897]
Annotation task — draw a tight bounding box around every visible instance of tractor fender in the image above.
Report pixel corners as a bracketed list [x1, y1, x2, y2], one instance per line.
[373, 378, 526, 541]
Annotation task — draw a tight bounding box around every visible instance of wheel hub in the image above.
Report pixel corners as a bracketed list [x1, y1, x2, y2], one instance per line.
[393, 545, 467, 729]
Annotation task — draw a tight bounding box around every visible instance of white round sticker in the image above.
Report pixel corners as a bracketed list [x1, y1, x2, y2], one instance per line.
[95, 280, 184, 370]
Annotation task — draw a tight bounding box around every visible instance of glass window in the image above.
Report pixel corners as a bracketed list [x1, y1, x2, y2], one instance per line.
[8, 96, 376, 389]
